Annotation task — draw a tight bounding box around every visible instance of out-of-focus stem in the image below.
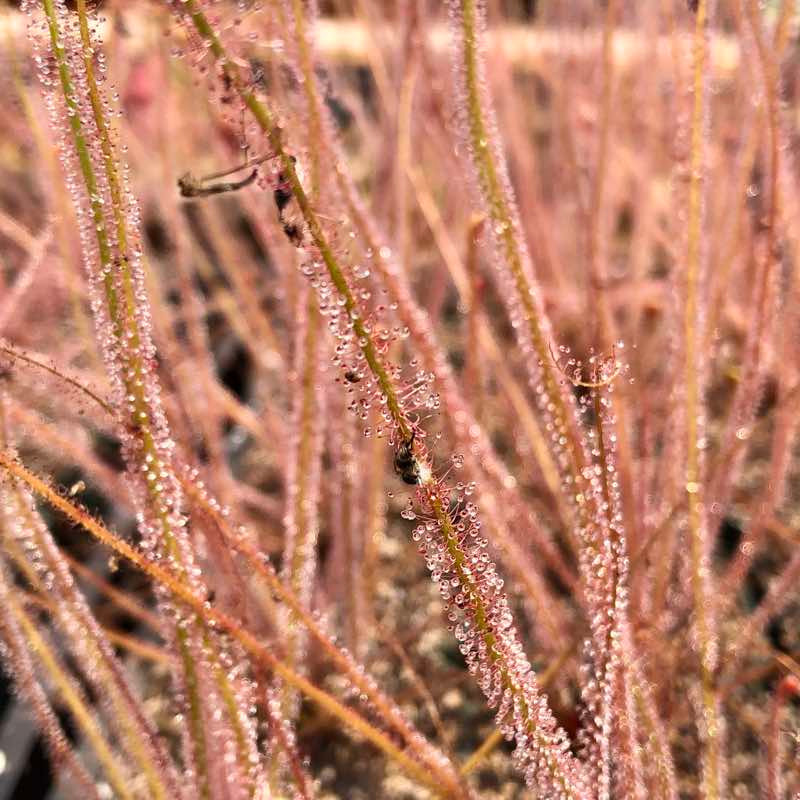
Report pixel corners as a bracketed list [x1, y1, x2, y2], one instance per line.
[765, 675, 800, 800]
[0, 344, 113, 415]
[362, 406, 386, 624]
[288, 0, 323, 196]
[180, 476, 469, 798]
[7, 591, 134, 800]
[286, 296, 319, 618]
[630, 662, 677, 799]
[464, 214, 485, 423]
[684, 2, 721, 797]
[280, 288, 322, 727]
[586, 0, 617, 341]
[22, 589, 170, 663]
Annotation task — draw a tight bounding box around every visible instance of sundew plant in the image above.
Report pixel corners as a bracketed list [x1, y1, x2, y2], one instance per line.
[0, 0, 798, 798]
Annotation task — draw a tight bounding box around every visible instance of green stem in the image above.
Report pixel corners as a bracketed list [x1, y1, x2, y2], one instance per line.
[182, 0, 412, 442]
[44, 0, 214, 790]
[427, 491, 582, 797]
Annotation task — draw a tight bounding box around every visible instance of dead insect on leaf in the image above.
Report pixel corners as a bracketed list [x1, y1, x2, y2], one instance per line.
[178, 169, 258, 199]
[394, 432, 420, 485]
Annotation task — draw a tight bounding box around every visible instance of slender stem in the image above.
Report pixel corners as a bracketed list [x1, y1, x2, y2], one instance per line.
[425, 489, 583, 797]
[8, 592, 134, 800]
[0, 344, 113, 415]
[182, 0, 412, 441]
[179, 476, 469, 798]
[460, 640, 574, 776]
[288, 0, 324, 197]
[455, 0, 597, 537]
[685, 2, 720, 797]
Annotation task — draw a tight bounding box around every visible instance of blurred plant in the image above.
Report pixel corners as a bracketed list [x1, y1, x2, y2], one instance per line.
[0, 0, 798, 798]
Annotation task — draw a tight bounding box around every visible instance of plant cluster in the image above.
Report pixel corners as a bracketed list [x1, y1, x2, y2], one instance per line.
[0, 0, 798, 798]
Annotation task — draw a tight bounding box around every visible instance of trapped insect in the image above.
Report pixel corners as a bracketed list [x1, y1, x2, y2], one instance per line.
[178, 169, 258, 198]
[394, 432, 420, 485]
[176, 151, 307, 247]
[177, 151, 278, 199]
[273, 155, 305, 247]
